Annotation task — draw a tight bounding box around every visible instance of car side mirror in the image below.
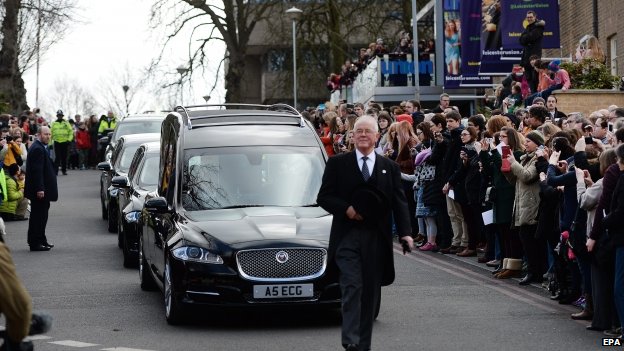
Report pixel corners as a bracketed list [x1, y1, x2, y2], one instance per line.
[107, 132, 113, 139]
[111, 175, 129, 188]
[144, 197, 169, 213]
[98, 137, 109, 145]
[97, 161, 111, 171]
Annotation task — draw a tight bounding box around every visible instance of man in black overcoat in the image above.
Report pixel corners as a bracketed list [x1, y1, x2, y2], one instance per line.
[24, 126, 58, 251]
[317, 115, 414, 351]
[519, 10, 545, 93]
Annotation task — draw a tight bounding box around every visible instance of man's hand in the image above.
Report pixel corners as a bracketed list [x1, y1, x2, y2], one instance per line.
[586, 238, 596, 252]
[36, 191, 44, 200]
[346, 206, 363, 221]
[399, 236, 414, 254]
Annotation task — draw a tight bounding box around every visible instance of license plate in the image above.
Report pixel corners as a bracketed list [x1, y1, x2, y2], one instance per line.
[253, 284, 313, 299]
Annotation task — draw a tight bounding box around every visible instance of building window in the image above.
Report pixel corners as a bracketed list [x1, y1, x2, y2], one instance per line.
[266, 50, 287, 72]
[609, 35, 618, 76]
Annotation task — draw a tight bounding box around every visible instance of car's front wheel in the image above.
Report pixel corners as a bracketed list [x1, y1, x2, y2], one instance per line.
[164, 257, 187, 325]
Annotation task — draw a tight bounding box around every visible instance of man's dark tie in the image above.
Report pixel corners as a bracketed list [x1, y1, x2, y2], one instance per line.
[361, 156, 370, 181]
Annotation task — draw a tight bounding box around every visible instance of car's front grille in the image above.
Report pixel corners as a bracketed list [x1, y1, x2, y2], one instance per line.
[236, 248, 327, 282]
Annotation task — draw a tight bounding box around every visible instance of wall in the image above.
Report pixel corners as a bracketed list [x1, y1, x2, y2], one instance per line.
[552, 89, 624, 116]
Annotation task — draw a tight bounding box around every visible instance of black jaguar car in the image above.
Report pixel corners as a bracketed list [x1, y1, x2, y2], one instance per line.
[111, 141, 160, 268]
[140, 104, 339, 324]
[98, 133, 160, 232]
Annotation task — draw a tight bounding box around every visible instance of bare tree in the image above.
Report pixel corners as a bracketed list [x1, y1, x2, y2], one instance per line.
[97, 63, 148, 117]
[42, 76, 97, 118]
[0, 0, 76, 114]
[149, 0, 280, 104]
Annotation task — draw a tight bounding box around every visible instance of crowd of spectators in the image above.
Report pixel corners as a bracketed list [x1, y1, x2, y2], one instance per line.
[0, 109, 114, 223]
[326, 32, 434, 92]
[302, 94, 624, 340]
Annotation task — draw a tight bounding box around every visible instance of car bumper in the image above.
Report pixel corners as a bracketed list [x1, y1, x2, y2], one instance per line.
[169, 256, 340, 307]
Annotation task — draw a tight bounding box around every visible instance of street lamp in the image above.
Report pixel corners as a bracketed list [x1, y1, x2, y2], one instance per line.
[176, 65, 189, 105]
[122, 85, 129, 116]
[202, 95, 211, 103]
[285, 6, 303, 110]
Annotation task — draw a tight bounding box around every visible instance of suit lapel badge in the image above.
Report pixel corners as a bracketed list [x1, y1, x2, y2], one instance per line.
[382, 170, 386, 174]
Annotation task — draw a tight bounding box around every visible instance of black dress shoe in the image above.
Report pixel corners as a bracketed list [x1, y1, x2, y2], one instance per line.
[586, 325, 606, 332]
[519, 273, 535, 285]
[44, 243, 54, 248]
[344, 345, 359, 351]
[30, 244, 51, 252]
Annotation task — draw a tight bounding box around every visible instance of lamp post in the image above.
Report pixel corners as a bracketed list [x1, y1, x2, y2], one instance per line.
[202, 95, 211, 103]
[122, 85, 129, 116]
[285, 6, 303, 109]
[176, 65, 189, 105]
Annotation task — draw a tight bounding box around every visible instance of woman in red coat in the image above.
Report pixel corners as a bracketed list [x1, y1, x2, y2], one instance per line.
[75, 122, 91, 170]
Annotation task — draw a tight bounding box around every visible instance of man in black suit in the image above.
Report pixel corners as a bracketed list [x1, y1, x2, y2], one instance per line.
[317, 116, 414, 351]
[25, 126, 58, 251]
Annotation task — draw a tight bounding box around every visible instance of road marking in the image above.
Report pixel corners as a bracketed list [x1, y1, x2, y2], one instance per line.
[101, 348, 157, 351]
[24, 335, 52, 341]
[393, 243, 576, 315]
[48, 340, 100, 347]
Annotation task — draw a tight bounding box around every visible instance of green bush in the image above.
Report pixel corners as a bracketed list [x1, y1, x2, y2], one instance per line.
[560, 58, 620, 90]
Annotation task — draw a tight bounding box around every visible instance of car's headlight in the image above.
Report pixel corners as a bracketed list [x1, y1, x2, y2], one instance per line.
[125, 211, 140, 223]
[171, 246, 223, 264]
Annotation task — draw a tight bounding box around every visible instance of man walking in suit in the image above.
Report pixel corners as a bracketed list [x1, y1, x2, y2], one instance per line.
[25, 126, 58, 251]
[317, 115, 414, 351]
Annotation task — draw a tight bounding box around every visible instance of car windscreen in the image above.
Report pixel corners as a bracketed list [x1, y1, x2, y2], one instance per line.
[182, 146, 324, 211]
[139, 155, 159, 187]
[113, 121, 162, 143]
[116, 146, 140, 173]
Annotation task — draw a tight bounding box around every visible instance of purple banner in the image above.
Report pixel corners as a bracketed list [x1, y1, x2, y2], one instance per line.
[500, 0, 561, 50]
[461, 0, 482, 76]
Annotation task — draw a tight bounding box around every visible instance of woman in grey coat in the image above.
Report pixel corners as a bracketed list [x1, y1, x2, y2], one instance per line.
[504, 130, 548, 285]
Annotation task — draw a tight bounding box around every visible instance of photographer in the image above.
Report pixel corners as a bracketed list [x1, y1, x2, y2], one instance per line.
[1, 132, 22, 169]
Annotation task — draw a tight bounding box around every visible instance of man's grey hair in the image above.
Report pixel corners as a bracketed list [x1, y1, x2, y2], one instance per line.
[354, 115, 379, 132]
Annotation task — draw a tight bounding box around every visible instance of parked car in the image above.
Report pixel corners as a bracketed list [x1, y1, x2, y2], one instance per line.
[98, 133, 160, 232]
[140, 104, 339, 324]
[100, 113, 166, 162]
[111, 141, 160, 268]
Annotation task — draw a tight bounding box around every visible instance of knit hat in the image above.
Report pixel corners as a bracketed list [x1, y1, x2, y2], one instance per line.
[504, 113, 519, 128]
[396, 114, 413, 125]
[548, 60, 560, 72]
[526, 130, 545, 146]
[533, 97, 546, 105]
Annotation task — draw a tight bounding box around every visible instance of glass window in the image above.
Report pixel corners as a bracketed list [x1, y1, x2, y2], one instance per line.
[112, 120, 162, 143]
[181, 146, 324, 211]
[115, 146, 140, 173]
[266, 50, 287, 72]
[138, 156, 160, 188]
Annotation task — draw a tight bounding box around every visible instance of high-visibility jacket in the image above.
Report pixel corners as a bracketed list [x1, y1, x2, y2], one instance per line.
[51, 120, 74, 143]
[98, 118, 117, 134]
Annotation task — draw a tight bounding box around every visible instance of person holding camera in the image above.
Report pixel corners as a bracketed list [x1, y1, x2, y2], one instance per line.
[2, 133, 23, 170]
[50, 110, 73, 176]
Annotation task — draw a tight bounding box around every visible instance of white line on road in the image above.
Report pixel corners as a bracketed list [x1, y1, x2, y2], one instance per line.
[48, 340, 100, 347]
[101, 348, 157, 351]
[24, 335, 52, 341]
